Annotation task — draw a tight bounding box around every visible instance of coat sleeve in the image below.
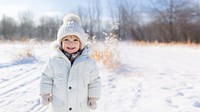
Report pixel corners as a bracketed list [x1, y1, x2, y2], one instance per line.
[40, 58, 54, 94]
[88, 62, 101, 99]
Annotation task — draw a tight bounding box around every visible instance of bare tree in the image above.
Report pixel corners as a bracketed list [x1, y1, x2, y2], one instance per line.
[18, 11, 34, 40]
[37, 16, 61, 40]
[88, 0, 102, 39]
[108, 0, 127, 39]
[108, 0, 143, 40]
[0, 15, 17, 40]
[150, 0, 191, 42]
[108, 0, 116, 25]
[76, 6, 89, 32]
[187, 2, 200, 43]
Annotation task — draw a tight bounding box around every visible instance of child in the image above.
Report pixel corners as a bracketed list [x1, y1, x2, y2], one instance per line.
[40, 13, 101, 112]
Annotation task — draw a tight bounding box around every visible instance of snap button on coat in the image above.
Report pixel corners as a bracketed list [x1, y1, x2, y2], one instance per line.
[69, 107, 72, 111]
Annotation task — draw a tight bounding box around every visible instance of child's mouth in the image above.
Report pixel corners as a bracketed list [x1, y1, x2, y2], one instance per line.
[67, 47, 75, 50]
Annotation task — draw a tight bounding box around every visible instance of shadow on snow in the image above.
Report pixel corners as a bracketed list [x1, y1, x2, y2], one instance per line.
[0, 57, 38, 68]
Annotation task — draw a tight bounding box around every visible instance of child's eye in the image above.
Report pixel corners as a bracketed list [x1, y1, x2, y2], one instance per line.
[63, 39, 69, 41]
[74, 39, 79, 41]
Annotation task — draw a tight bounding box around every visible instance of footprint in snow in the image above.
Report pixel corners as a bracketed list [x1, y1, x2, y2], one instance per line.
[193, 101, 200, 108]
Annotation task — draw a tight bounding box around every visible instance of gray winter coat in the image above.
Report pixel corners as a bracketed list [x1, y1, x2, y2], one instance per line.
[40, 46, 101, 112]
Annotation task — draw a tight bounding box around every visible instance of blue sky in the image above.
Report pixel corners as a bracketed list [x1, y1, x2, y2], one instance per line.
[0, 0, 80, 17]
[0, 0, 200, 21]
[0, 0, 165, 23]
[0, 0, 107, 20]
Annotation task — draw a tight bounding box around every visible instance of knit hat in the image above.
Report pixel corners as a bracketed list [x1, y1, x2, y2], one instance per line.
[57, 13, 86, 49]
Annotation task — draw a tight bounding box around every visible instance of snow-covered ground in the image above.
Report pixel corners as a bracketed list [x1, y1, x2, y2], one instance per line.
[0, 42, 200, 112]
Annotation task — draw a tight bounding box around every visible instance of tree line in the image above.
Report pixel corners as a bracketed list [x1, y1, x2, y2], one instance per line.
[0, 11, 61, 41]
[0, 0, 200, 43]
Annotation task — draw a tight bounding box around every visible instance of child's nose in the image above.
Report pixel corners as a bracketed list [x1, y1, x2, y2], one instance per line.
[68, 41, 74, 45]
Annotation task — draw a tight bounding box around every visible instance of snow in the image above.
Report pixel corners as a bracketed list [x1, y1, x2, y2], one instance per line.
[0, 42, 200, 112]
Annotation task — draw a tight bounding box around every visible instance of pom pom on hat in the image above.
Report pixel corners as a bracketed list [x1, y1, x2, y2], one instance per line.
[57, 13, 86, 49]
[63, 13, 81, 25]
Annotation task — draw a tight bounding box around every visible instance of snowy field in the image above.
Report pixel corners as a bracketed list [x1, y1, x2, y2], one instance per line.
[0, 41, 200, 112]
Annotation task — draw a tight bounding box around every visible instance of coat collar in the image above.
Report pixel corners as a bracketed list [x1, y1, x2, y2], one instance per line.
[55, 45, 89, 65]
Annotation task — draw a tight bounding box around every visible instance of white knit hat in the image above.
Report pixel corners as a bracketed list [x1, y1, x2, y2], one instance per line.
[57, 13, 86, 49]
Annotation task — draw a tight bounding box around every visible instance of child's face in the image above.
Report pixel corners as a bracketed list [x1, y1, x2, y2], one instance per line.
[61, 35, 81, 54]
